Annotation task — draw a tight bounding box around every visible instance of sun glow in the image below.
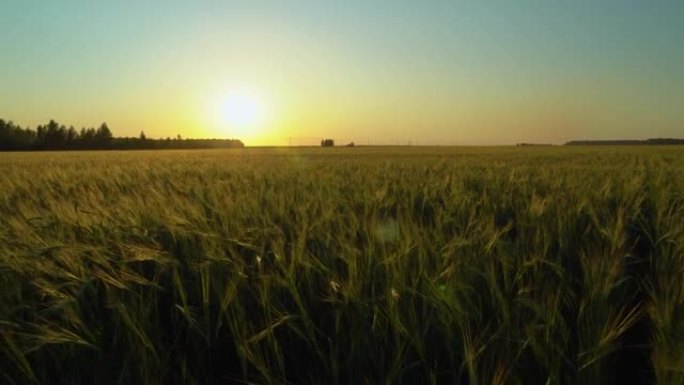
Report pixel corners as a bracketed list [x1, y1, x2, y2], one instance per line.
[213, 87, 271, 140]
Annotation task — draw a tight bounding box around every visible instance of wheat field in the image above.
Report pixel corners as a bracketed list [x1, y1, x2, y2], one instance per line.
[1, 146, 683, 384]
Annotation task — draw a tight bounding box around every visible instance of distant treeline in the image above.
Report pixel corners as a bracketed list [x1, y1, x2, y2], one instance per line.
[566, 138, 684, 146]
[0, 119, 244, 151]
[516, 143, 554, 147]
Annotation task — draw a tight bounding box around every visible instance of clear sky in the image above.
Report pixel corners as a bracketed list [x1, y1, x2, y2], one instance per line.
[1, 1, 683, 145]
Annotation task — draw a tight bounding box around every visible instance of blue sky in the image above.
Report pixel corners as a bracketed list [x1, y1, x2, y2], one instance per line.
[1, 1, 683, 144]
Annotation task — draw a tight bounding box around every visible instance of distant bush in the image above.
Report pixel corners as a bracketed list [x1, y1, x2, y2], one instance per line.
[320, 138, 334, 147]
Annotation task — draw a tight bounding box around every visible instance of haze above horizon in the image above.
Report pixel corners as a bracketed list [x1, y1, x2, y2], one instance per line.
[2, 1, 683, 146]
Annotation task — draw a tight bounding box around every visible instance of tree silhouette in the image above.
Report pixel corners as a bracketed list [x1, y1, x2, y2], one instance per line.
[66, 126, 78, 148]
[95, 123, 113, 148]
[0, 118, 244, 151]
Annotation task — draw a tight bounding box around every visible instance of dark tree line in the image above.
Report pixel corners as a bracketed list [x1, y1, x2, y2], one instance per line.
[566, 138, 684, 145]
[0, 119, 244, 151]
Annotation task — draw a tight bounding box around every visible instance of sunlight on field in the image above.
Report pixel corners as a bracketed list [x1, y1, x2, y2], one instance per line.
[1, 147, 683, 384]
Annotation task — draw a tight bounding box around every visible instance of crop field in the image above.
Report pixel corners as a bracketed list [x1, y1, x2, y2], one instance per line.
[1, 146, 683, 385]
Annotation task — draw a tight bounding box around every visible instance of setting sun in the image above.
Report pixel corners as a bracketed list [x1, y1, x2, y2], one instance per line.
[221, 91, 262, 127]
[213, 88, 270, 140]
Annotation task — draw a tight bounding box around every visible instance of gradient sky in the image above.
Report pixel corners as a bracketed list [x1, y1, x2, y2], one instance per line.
[1, 1, 683, 145]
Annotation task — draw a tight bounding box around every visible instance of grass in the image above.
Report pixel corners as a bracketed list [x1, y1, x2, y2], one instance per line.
[0, 146, 683, 384]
